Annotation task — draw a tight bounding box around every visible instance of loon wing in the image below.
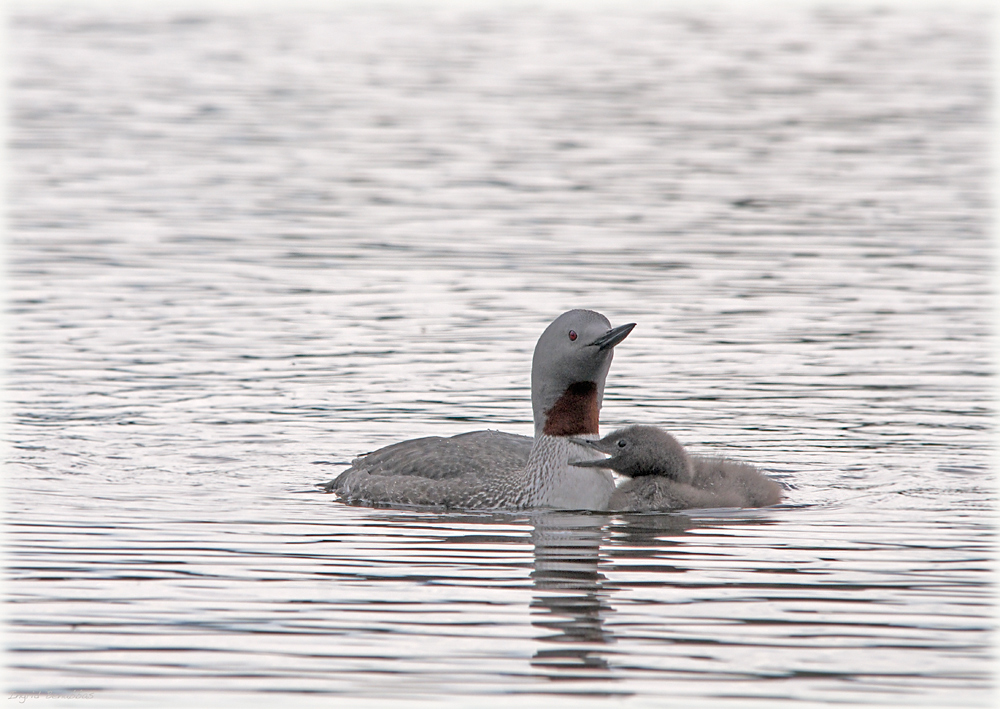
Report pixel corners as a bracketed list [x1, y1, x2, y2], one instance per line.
[690, 456, 784, 507]
[322, 430, 533, 492]
[610, 457, 783, 511]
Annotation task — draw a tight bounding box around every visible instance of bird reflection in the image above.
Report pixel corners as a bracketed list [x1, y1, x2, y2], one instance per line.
[608, 511, 697, 548]
[357, 507, 704, 691]
[526, 510, 702, 686]
[528, 512, 617, 681]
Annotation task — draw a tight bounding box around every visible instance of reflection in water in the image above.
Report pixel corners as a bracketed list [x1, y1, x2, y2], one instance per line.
[607, 512, 698, 551]
[528, 513, 616, 683]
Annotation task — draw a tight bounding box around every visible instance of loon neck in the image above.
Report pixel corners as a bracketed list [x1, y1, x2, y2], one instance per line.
[540, 381, 600, 437]
[517, 379, 610, 509]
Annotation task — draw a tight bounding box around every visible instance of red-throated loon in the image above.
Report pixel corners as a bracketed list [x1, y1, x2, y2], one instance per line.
[322, 310, 635, 510]
[571, 425, 784, 512]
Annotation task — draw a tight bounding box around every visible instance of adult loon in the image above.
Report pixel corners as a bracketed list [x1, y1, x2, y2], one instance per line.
[322, 310, 635, 510]
[571, 425, 784, 512]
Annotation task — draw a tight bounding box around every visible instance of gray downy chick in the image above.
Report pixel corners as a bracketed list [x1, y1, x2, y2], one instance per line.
[571, 425, 783, 512]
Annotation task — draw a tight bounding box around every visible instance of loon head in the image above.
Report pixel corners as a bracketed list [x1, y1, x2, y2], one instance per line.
[530, 310, 635, 438]
[569, 425, 694, 484]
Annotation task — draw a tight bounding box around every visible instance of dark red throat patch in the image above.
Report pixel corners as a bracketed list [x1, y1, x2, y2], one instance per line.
[542, 381, 599, 436]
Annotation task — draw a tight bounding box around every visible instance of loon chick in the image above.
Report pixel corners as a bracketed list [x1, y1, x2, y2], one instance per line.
[322, 310, 635, 510]
[571, 425, 783, 512]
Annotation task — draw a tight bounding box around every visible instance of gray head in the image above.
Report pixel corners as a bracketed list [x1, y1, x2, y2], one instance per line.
[570, 425, 694, 484]
[530, 310, 635, 438]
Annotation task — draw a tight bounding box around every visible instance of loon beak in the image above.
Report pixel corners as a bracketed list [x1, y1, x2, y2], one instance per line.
[588, 322, 636, 351]
[568, 436, 601, 450]
[570, 457, 612, 469]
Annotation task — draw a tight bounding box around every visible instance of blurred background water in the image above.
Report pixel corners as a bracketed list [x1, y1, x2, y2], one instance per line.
[3, 2, 995, 707]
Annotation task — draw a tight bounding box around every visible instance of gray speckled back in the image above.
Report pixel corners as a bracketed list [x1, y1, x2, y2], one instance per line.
[328, 432, 613, 510]
[328, 430, 532, 484]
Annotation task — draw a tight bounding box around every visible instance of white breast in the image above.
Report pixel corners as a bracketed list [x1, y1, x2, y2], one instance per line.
[527, 436, 615, 510]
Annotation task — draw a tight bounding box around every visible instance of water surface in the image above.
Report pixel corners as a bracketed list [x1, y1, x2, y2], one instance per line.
[4, 3, 994, 707]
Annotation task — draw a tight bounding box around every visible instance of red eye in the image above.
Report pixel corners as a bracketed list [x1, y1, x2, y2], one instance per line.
[568, 330, 578, 341]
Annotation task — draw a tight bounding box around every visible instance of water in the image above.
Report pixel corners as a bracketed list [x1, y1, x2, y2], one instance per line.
[4, 3, 994, 707]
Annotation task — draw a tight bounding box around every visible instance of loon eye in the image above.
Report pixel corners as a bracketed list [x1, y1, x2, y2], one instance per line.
[568, 330, 578, 341]
[617, 439, 627, 448]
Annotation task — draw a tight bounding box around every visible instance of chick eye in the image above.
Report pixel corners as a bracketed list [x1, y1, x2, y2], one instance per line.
[568, 330, 578, 341]
[617, 439, 627, 448]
